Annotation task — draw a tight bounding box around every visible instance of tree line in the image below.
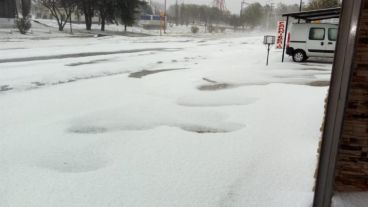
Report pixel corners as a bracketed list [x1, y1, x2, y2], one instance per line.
[36, 0, 148, 32]
[167, 4, 230, 27]
[17, 0, 340, 34]
[308, 0, 341, 10]
[236, 0, 340, 30]
[230, 0, 340, 31]
[167, 3, 299, 31]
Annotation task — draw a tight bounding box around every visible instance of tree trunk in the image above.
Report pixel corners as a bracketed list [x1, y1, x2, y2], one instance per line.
[124, 24, 127, 32]
[85, 15, 92, 30]
[70, 15, 73, 34]
[58, 23, 64, 31]
[101, 15, 106, 31]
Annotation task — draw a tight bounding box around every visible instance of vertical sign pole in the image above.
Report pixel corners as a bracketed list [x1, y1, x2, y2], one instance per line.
[282, 16, 289, 62]
[264, 36, 275, 66]
[160, 15, 162, 36]
[266, 44, 270, 66]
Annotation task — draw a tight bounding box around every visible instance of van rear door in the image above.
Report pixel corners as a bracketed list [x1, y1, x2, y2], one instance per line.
[307, 27, 330, 57]
[325, 27, 338, 57]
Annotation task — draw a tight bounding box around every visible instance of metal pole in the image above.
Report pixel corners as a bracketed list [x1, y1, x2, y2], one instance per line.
[240, 2, 243, 16]
[266, 44, 270, 66]
[241, 1, 246, 16]
[164, 0, 167, 33]
[281, 16, 289, 62]
[160, 15, 163, 36]
[298, 0, 302, 23]
[175, 0, 178, 26]
[266, 2, 269, 31]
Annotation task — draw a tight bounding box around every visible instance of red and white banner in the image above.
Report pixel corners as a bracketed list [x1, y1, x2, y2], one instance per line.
[276, 21, 286, 49]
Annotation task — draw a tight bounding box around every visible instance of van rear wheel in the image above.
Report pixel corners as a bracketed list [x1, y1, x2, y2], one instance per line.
[293, 50, 307, 62]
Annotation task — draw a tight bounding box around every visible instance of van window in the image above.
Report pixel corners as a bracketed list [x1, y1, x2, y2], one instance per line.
[328, 28, 338, 41]
[309, 28, 325, 40]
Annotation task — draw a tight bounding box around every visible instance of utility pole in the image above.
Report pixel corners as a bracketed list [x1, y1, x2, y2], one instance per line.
[164, 0, 167, 33]
[266, 0, 273, 31]
[240, 0, 247, 16]
[175, 0, 178, 26]
[298, 0, 303, 23]
[240, 0, 249, 30]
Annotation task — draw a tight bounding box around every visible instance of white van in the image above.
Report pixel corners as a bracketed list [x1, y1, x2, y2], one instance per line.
[286, 23, 338, 62]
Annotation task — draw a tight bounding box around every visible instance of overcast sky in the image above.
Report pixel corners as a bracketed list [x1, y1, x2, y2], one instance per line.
[166, 0, 305, 14]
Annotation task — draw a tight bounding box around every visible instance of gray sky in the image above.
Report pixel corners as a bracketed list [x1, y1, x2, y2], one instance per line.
[166, 0, 305, 14]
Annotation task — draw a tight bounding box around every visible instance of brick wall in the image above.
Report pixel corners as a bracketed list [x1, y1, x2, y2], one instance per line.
[334, 0, 368, 192]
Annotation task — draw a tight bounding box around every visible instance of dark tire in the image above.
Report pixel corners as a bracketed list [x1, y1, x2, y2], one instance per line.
[292, 50, 307, 62]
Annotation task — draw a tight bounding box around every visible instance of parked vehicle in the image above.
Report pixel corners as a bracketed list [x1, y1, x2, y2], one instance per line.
[286, 23, 338, 62]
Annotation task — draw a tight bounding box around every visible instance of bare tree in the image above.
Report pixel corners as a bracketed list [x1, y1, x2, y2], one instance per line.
[78, 0, 95, 31]
[116, 0, 146, 32]
[39, 0, 76, 31]
[308, 0, 340, 10]
[96, 0, 116, 31]
[16, 0, 32, 34]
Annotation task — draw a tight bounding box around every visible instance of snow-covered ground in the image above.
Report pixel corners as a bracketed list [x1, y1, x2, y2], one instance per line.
[0, 25, 334, 207]
[333, 192, 368, 207]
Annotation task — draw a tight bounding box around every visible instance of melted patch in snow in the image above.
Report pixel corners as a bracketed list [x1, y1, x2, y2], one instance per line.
[65, 59, 110, 67]
[306, 80, 330, 87]
[129, 68, 188, 78]
[68, 122, 243, 134]
[198, 78, 233, 91]
[0, 85, 13, 92]
[69, 126, 108, 134]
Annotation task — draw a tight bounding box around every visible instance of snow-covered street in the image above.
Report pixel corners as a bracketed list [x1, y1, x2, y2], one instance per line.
[0, 31, 331, 207]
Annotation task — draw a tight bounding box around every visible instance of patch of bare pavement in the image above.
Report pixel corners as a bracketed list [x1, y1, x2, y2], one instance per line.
[198, 78, 269, 91]
[65, 59, 110, 67]
[129, 68, 188, 78]
[300, 67, 331, 72]
[0, 47, 26, 51]
[0, 48, 181, 64]
[306, 80, 330, 87]
[198, 78, 233, 91]
[0, 85, 13, 92]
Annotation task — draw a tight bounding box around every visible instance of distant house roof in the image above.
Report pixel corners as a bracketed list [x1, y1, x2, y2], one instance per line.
[282, 7, 341, 21]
